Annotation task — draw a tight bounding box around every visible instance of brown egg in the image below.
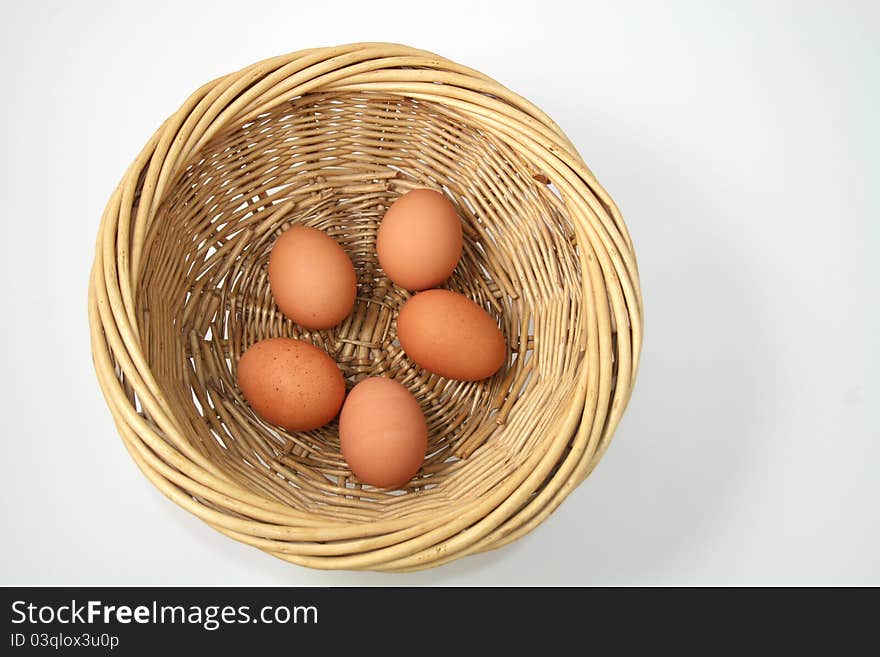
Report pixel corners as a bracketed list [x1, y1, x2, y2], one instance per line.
[236, 337, 345, 431]
[339, 377, 428, 489]
[376, 188, 463, 290]
[268, 225, 357, 330]
[397, 289, 506, 381]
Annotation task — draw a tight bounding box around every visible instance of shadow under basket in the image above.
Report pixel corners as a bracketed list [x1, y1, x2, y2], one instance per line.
[89, 43, 643, 572]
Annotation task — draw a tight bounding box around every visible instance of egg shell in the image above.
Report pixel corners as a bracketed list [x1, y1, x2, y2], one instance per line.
[376, 189, 464, 290]
[339, 377, 428, 489]
[237, 337, 345, 431]
[397, 289, 507, 381]
[268, 225, 357, 330]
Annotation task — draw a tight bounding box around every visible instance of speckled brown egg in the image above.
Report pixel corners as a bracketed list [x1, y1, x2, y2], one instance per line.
[397, 289, 506, 381]
[268, 225, 357, 330]
[376, 189, 463, 290]
[236, 337, 345, 431]
[339, 377, 428, 489]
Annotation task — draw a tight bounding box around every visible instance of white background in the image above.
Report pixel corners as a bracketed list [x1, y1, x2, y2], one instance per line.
[1, 1, 877, 585]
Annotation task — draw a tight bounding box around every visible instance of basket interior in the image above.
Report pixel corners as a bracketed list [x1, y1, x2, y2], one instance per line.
[135, 92, 585, 522]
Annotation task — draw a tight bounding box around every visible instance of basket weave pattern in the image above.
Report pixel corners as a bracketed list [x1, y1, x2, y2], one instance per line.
[89, 43, 643, 571]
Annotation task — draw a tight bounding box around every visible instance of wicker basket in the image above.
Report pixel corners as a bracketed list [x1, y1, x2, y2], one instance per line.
[88, 43, 643, 572]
